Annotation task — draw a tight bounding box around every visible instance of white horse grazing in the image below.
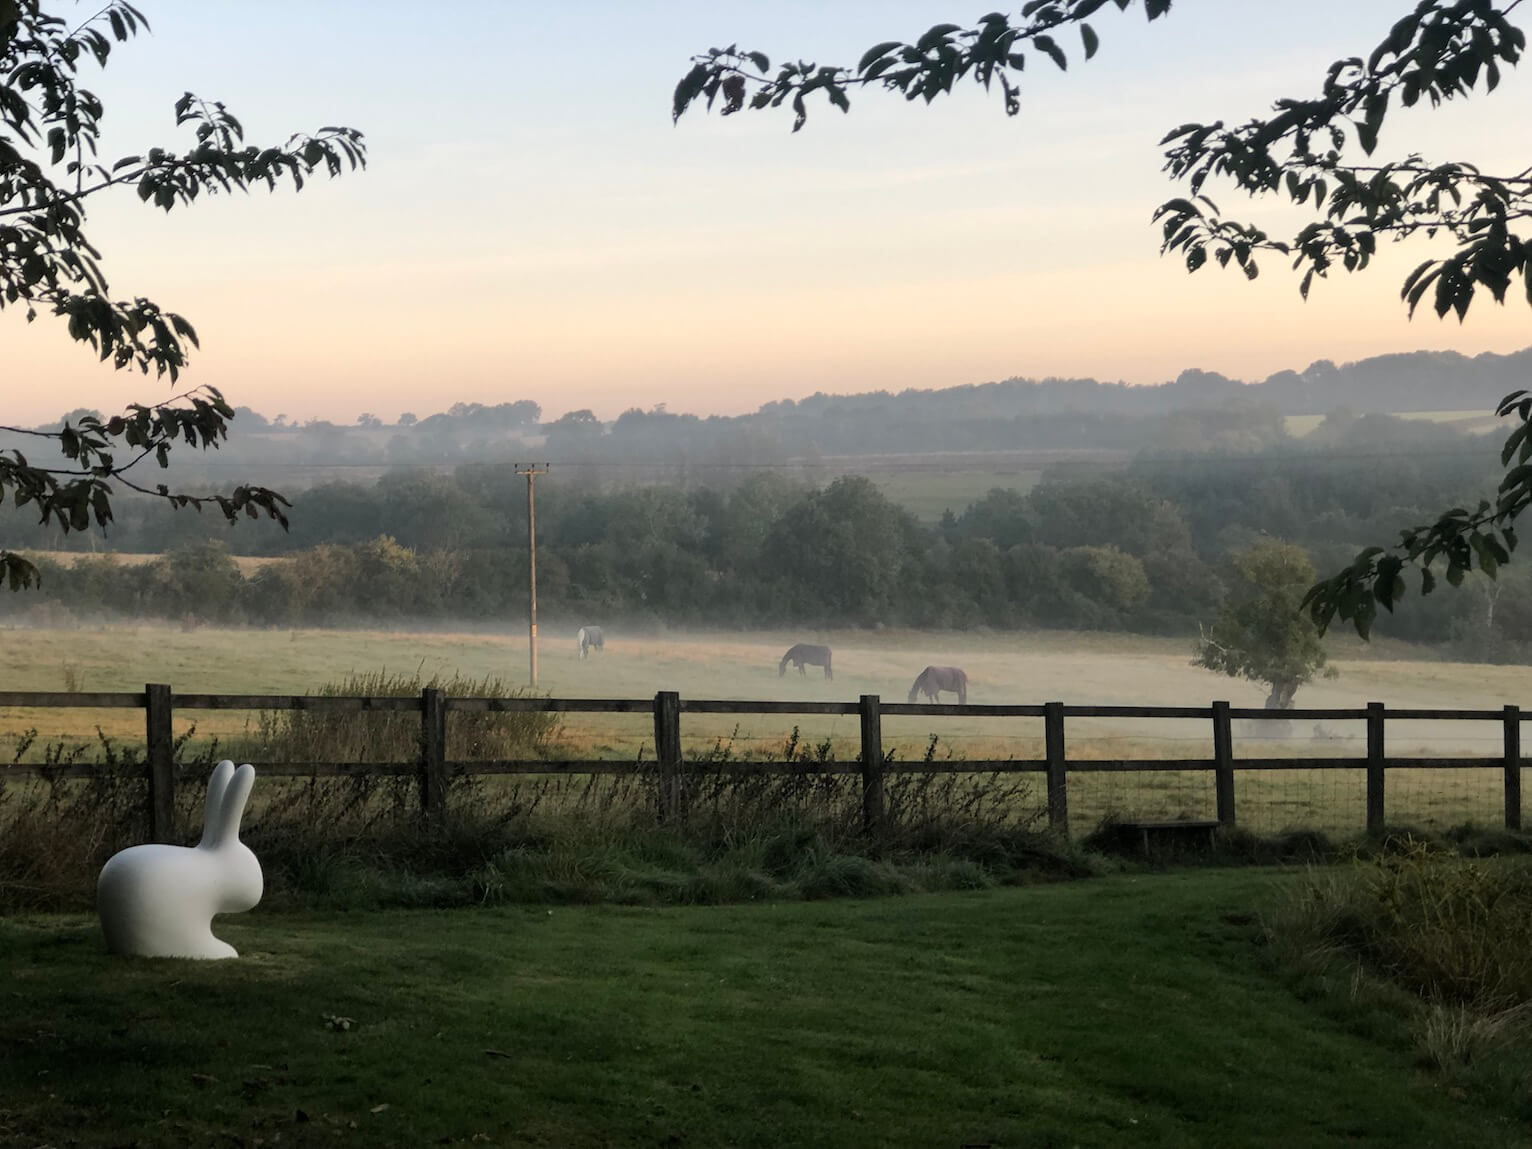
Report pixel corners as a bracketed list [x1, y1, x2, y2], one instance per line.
[577, 626, 605, 659]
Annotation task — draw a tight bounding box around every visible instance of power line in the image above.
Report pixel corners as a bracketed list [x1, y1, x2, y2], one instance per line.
[72, 444, 1510, 473]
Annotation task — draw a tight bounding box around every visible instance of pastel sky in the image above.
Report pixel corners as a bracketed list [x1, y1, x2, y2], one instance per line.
[6, 0, 1530, 426]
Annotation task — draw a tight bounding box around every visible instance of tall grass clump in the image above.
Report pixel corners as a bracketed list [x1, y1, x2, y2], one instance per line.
[1275, 839, 1532, 1005]
[240, 669, 564, 906]
[1270, 837, 1532, 1097]
[656, 728, 1058, 862]
[251, 668, 561, 763]
[331, 725, 1090, 910]
[464, 728, 1093, 906]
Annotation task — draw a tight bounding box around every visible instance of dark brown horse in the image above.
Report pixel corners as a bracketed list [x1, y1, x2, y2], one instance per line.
[908, 666, 967, 704]
[779, 643, 833, 680]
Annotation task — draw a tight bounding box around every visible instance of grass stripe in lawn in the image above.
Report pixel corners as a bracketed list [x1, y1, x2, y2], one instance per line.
[0, 870, 1521, 1148]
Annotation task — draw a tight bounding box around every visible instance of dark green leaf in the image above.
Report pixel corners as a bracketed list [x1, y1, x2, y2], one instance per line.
[857, 41, 902, 72]
[1033, 35, 1067, 70]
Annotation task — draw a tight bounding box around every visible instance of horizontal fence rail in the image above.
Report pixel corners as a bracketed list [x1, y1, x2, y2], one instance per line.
[0, 686, 1524, 842]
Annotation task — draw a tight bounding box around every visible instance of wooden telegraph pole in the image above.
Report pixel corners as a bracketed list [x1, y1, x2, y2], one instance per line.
[516, 463, 548, 687]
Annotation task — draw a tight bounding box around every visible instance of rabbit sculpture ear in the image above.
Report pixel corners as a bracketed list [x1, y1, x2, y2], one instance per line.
[97, 759, 263, 960]
[201, 759, 235, 837]
[201, 761, 255, 850]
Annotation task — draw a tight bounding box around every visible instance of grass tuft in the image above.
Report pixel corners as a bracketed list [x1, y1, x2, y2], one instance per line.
[251, 668, 561, 763]
[1268, 838, 1532, 1112]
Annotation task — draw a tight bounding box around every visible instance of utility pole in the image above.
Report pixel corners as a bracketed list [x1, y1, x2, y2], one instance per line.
[516, 463, 548, 687]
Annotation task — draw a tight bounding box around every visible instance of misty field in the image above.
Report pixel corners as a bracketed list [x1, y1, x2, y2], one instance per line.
[5, 622, 1531, 837]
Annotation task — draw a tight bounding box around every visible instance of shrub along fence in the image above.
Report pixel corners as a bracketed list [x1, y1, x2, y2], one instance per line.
[0, 688, 1525, 841]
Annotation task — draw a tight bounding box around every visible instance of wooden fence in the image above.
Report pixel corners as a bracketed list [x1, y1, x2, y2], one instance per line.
[0, 687, 1524, 841]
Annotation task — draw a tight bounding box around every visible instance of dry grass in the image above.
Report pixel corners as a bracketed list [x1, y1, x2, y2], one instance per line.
[251, 668, 561, 764]
[22, 550, 283, 574]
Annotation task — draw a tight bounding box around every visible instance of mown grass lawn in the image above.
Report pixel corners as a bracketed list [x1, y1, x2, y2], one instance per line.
[1, 870, 1523, 1148]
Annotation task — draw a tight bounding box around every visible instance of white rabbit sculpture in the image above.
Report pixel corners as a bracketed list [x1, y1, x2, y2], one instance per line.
[97, 759, 263, 959]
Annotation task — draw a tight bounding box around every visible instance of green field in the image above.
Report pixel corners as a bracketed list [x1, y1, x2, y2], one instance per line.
[3, 623, 1530, 837]
[819, 448, 1125, 523]
[867, 466, 1043, 522]
[2, 869, 1524, 1148]
[1285, 409, 1511, 437]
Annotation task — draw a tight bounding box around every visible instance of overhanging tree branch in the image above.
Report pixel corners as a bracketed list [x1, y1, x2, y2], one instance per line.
[1153, 1, 1528, 316]
[1303, 388, 1532, 638]
[672, 0, 1172, 132]
[1151, 0, 1530, 633]
[0, 0, 366, 592]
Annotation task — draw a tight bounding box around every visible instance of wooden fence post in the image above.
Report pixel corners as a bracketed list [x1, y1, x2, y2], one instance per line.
[145, 683, 175, 843]
[859, 694, 885, 838]
[419, 687, 448, 823]
[1366, 701, 1386, 836]
[653, 690, 682, 824]
[1505, 704, 1522, 832]
[1212, 700, 1235, 828]
[1044, 701, 1068, 835]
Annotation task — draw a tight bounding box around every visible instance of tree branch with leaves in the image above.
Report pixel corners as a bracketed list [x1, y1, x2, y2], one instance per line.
[1146, 0, 1530, 637]
[1153, 1, 1527, 317]
[672, 0, 1172, 132]
[0, 0, 365, 591]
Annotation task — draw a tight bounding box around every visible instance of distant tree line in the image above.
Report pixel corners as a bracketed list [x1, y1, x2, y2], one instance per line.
[9, 410, 1530, 659]
[9, 349, 1525, 498]
[7, 474, 1212, 633]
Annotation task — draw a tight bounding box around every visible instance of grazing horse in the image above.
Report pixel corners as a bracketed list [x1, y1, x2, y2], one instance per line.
[576, 626, 604, 659]
[908, 665, 967, 705]
[778, 643, 833, 680]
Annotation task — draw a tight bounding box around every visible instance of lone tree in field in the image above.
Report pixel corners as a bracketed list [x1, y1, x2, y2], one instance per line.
[673, 1, 1531, 636]
[0, 0, 366, 591]
[1193, 542, 1331, 710]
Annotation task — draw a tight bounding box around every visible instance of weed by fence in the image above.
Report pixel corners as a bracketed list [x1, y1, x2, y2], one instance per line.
[254, 670, 561, 766]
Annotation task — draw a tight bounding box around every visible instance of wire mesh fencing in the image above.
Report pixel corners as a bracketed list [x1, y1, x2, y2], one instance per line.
[3, 689, 1530, 843]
